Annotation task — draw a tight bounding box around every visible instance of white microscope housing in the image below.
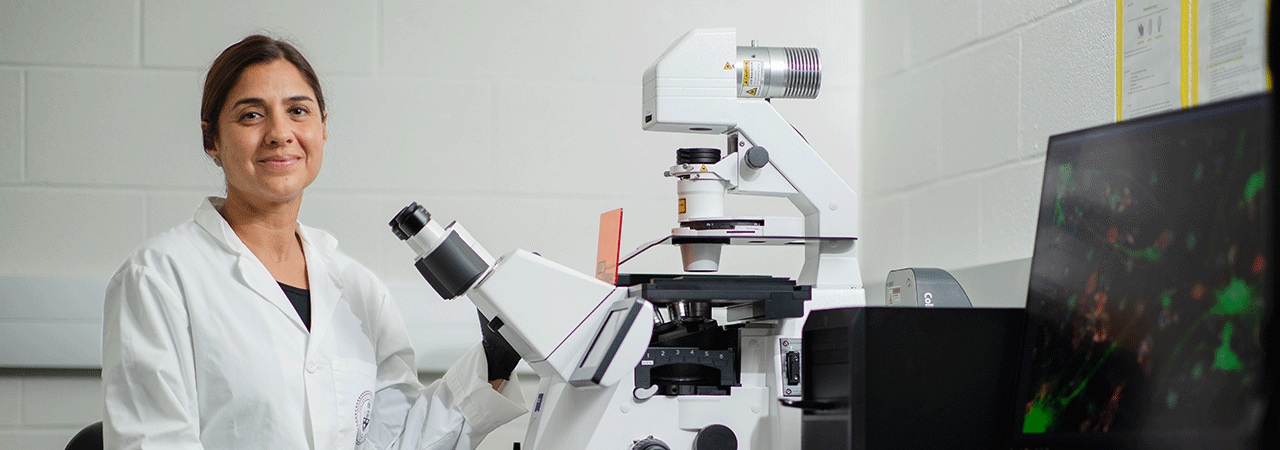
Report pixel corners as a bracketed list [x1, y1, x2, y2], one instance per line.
[393, 27, 865, 450]
[642, 27, 862, 306]
[389, 204, 655, 388]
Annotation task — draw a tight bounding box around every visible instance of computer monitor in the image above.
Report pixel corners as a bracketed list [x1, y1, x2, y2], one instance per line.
[1013, 93, 1272, 448]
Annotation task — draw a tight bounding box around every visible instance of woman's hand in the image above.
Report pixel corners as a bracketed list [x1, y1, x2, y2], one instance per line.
[478, 310, 522, 384]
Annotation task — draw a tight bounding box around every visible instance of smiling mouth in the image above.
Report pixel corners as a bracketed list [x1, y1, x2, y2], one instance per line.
[259, 156, 301, 170]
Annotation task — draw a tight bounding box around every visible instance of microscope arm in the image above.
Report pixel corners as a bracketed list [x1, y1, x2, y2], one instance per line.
[734, 100, 857, 239]
[734, 100, 861, 289]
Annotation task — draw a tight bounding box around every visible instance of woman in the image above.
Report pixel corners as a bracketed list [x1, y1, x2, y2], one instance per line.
[102, 35, 525, 449]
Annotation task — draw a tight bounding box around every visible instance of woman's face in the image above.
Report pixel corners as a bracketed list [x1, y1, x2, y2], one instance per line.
[208, 59, 326, 206]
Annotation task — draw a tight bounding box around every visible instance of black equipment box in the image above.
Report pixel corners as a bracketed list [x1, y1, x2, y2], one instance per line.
[796, 307, 1025, 449]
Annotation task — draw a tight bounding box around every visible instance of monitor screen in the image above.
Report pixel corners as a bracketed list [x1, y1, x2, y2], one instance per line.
[1014, 94, 1271, 448]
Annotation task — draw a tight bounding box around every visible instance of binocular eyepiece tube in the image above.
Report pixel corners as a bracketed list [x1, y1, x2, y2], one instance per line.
[390, 203, 490, 300]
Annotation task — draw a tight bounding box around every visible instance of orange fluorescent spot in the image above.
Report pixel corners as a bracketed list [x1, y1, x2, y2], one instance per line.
[1087, 271, 1098, 294]
[1107, 227, 1120, 244]
[1253, 254, 1266, 276]
[1191, 284, 1206, 300]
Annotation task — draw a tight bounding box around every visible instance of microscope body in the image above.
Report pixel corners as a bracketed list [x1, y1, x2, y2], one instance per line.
[393, 27, 865, 449]
[522, 273, 812, 450]
[527, 27, 867, 449]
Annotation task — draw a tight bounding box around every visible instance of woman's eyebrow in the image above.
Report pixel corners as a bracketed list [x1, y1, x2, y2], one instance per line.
[230, 95, 315, 108]
[230, 97, 265, 108]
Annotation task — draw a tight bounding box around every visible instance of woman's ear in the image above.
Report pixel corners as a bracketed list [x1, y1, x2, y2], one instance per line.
[201, 120, 212, 149]
[202, 121, 221, 166]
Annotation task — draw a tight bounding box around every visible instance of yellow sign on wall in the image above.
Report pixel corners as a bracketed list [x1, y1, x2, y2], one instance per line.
[1116, 0, 1269, 121]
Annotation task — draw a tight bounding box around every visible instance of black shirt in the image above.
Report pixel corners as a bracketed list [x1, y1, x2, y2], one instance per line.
[278, 282, 311, 331]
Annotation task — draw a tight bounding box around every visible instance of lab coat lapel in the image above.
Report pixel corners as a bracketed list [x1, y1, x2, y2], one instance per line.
[194, 197, 310, 333]
[297, 225, 343, 355]
[233, 254, 310, 332]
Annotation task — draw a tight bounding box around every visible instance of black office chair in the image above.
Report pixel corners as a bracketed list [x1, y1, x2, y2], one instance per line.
[65, 421, 102, 450]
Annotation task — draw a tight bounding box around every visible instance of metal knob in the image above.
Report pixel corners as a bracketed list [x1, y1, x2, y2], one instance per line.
[631, 436, 670, 450]
[692, 424, 737, 450]
[744, 146, 769, 169]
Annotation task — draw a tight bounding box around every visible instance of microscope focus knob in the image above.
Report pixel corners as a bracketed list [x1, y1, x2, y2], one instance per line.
[744, 146, 769, 169]
[631, 436, 670, 450]
[692, 424, 737, 450]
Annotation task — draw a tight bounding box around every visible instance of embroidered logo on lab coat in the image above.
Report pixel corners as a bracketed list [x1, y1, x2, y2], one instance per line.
[354, 390, 373, 445]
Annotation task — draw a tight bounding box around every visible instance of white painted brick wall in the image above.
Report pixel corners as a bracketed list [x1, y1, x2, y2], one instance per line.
[26, 69, 212, 187]
[0, 378, 20, 427]
[1019, 0, 1116, 156]
[1, 0, 862, 446]
[981, 0, 1087, 38]
[0, 190, 148, 276]
[0, 373, 101, 449]
[860, 0, 1117, 300]
[0, 1, 139, 67]
[142, 0, 379, 73]
[936, 34, 1020, 178]
[0, 69, 20, 183]
[906, 0, 984, 66]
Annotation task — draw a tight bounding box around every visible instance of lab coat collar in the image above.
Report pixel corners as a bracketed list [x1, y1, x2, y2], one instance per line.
[296, 222, 344, 351]
[192, 197, 347, 338]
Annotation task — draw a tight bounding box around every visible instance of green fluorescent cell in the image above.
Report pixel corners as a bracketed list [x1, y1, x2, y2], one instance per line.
[1186, 233, 1197, 251]
[1192, 362, 1204, 379]
[1214, 322, 1244, 372]
[1212, 279, 1254, 315]
[1150, 171, 1159, 185]
[1023, 403, 1055, 433]
[1117, 245, 1162, 262]
[1245, 170, 1265, 204]
[1161, 291, 1173, 309]
[1195, 164, 1204, 181]
[1055, 200, 1066, 225]
[1109, 192, 1122, 210]
[1056, 164, 1072, 200]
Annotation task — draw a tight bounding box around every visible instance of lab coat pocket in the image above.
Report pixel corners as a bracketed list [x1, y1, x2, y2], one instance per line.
[332, 357, 378, 449]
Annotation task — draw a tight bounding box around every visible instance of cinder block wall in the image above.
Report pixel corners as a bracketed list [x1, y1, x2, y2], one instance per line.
[859, 0, 1115, 300]
[0, 0, 861, 447]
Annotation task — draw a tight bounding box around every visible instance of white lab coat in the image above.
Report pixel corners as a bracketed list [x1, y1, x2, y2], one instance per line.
[102, 197, 527, 450]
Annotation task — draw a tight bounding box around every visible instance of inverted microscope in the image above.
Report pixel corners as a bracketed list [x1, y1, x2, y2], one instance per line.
[390, 28, 866, 450]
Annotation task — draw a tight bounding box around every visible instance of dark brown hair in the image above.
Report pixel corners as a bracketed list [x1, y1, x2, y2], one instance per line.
[200, 35, 325, 150]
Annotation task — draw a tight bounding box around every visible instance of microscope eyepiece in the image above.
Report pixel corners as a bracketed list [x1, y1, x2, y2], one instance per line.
[390, 202, 432, 240]
[676, 148, 721, 165]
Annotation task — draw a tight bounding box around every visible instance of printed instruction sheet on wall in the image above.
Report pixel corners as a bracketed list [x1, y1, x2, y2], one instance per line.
[1116, 0, 1269, 121]
[1118, 0, 1183, 120]
[1194, 0, 1269, 104]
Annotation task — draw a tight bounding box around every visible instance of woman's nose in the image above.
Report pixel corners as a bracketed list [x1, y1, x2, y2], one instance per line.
[265, 114, 295, 146]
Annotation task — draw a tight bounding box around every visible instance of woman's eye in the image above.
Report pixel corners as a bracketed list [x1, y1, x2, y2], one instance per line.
[239, 111, 262, 121]
[290, 106, 309, 116]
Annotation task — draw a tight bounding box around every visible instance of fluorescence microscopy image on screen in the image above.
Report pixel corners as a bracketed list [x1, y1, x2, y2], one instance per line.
[1020, 95, 1270, 441]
